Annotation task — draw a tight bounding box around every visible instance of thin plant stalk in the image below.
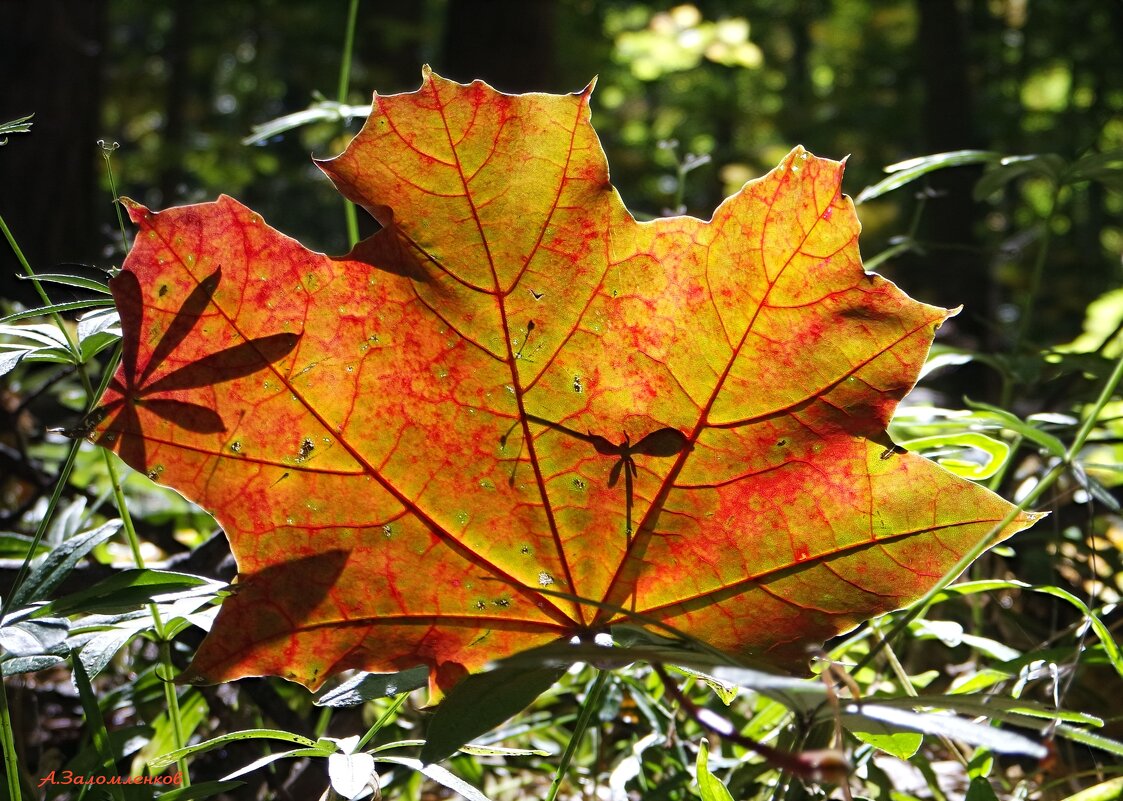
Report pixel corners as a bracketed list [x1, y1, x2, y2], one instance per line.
[97, 150, 194, 784]
[101, 452, 192, 785]
[856, 344, 1123, 673]
[870, 621, 970, 767]
[355, 692, 409, 751]
[544, 670, 610, 801]
[0, 657, 22, 800]
[99, 141, 130, 253]
[337, 0, 361, 248]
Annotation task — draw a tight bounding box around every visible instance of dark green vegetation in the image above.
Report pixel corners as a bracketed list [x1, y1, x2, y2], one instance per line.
[2, 2, 1122, 799]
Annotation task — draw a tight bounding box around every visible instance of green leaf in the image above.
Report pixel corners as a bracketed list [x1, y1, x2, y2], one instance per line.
[696, 738, 735, 801]
[75, 620, 152, 678]
[840, 703, 1046, 757]
[0, 298, 115, 325]
[0, 348, 29, 376]
[79, 330, 123, 363]
[457, 744, 550, 757]
[856, 150, 999, 203]
[709, 665, 827, 713]
[419, 663, 567, 764]
[9, 520, 122, 609]
[934, 579, 1123, 682]
[871, 693, 1102, 727]
[967, 748, 994, 779]
[850, 723, 923, 760]
[0, 617, 69, 657]
[32, 569, 215, 619]
[314, 666, 429, 707]
[0, 114, 33, 143]
[218, 747, 332, 783]
[963, 399, 1068, 458]
[1058, 777, 1123, 801]
[900, 432, 1010, 481]
[242, 100, 370, 145]
[1054, 723, 1123, 758]
[21, 346, 78, 366]
[0, 322, 70, 347]
[16, 272, 113, 295]
[375, 756, 494, 801]
[908, 620, 1022, 662]
[1, 655, 65, 676]
[973, 154, 1067, 199]
[0, 533, 49, 560]
[150, 729, 319, 770]
[966, 776, 1001, 801]
[669, 664, 739, 705]
[1068, 148, 1123, 184]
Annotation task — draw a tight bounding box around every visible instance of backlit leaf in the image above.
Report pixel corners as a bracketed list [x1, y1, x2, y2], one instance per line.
[88, 69, 1040, 695]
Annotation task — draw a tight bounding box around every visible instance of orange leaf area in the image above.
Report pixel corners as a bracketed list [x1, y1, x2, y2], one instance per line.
[91, 68, 1039, 694]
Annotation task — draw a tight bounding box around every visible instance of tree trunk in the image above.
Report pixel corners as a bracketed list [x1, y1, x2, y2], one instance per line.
[438, 0, 557, 92]
[0, 0, 107, 306]
[916, 0, 988, 347]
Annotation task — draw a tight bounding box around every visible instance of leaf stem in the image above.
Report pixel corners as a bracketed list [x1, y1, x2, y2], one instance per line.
[95, 146, 193, 784]
[336, 0, 360, 106]
[100, 451, 192, 785]
[871, 621, 970, 767]
[337, 0, 361, 249]
[355, 692, 409, 752]
[0, 662, 22, 801]
[544, 670, 610, 801]
[99, 141, 130, 254]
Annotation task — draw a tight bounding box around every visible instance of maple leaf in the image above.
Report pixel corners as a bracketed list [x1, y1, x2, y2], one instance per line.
[90, 69, 1039, 694]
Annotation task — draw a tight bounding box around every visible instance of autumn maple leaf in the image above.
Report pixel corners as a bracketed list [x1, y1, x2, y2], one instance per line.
[89, 68, 1039, 695]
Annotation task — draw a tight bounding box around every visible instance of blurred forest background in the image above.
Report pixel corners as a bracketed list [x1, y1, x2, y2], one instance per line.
[3, 0, 1122, 366]
[3, 2, 1123, 799]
